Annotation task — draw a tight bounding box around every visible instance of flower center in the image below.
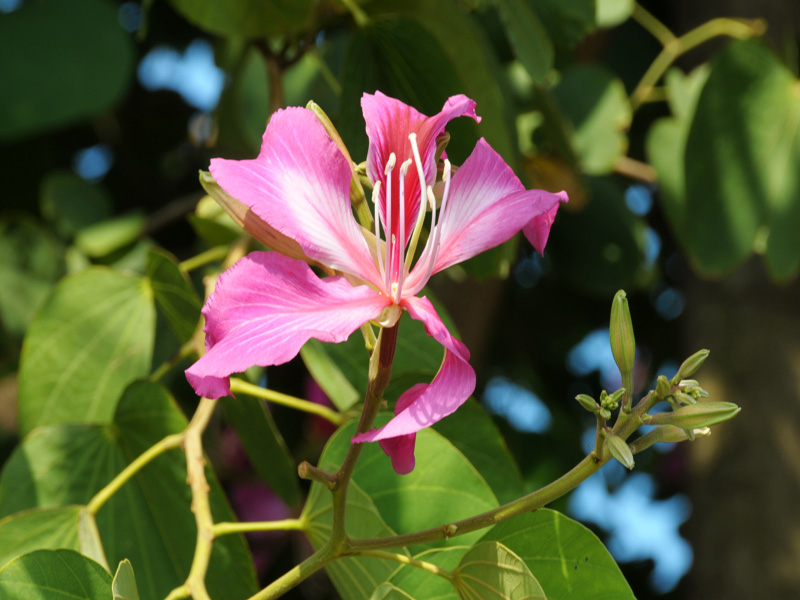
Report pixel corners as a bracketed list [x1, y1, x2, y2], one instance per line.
[370, 133, 452, 303]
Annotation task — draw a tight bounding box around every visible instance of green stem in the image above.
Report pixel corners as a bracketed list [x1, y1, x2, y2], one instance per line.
[179, 245, 229, 273]
[354, 550, 455, 581]
[632, 3, 677, 47]
[229, 378, 345, 425]
[630, 17, 766, 110]
[213, 519, 306, 537]
[248, 548, 338, 600]
[338, 0, 369, 27]
[86, 433, 183, 515]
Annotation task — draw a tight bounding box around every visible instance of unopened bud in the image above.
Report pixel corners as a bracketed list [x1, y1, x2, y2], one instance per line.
[576, 394, 598, 412]
[629, 425, 711, 454]
[656, 375, 672, 400]
[673, 349, 710, 384]
[673, 391, 697, 406]
[608, 388, 626, 407]
[610, 290, 636, 376]
[645, 401, 741, 429]
[604, 432, 635, 470]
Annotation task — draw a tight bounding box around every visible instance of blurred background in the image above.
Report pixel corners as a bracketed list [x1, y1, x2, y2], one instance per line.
[1, 0, 799, 598]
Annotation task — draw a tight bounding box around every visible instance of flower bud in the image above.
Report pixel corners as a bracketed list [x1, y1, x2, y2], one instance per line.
[656, 375, 672, 400]
[607, 388, 626, 407]
[576, 394, 598, 412]
[673, 391, 697, 406]
[629, 425, 711, 454]
[673, 349, 710, 384]
[609, 290, 636, 377]
[645, 401, 741, 429]
[604, 432, 635, 470]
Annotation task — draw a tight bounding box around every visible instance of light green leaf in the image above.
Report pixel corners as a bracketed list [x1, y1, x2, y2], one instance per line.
[496, 0, 554, 83]
[480, 510, 635, 599]
[371, 583, 417, 600]
[39, 171, 113, 239]
[0, 0, 134, 141]
[113, 559, 140, 600]
[552, 65, 631, 175]
[0, 550, 112, 599]
[223, 395, 301, 507]
[0, 381, 258, 600]
[167, 0, 313, 38]
[0, 507, 81, 568]
[74, 213, 146, 258]
[146, 248, 202, 343]
[595, 0, 634, 27]
[301, 339, 361, 411]
[18, 267, 155, 434]
[78, 509, 109, 571]
[303, 480, 405, 600]
[453, 541, 546, 600]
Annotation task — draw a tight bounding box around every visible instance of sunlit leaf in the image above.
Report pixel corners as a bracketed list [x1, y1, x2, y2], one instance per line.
[0, 550, 111, 599]
[18, 268, 154, 434]
[113, 559, 140, 600]
[74, 213, 146, 258]
[0, 507, 81, 568]
[453, 541, 546, 600]
[595, 0, 634, 27]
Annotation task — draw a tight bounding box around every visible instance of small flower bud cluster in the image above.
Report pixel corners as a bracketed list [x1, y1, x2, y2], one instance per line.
[575, 388, 625, 421]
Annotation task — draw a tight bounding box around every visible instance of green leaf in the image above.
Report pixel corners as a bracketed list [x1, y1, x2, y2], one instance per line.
[300, 339, 361, 411]
[18, 267, 155, 434]
[39, 171, 113, 239]
[0, 215, 64, 337]
[0, 507, 81, 568]
[74, 213, 146, 258]
[304, 480, 405, 600]
[313, 415, 499, 553]
[188, 195, 242, 247]
[380, 547, 467, 600]
[222, 395, 301, 507]
[552, 65, 631, 175]
[496, 0, 554, 83]
[595, 0, 634, 27]
[167, 0, 313, 38]
[453, 541, 546, 600]
[0, 0, 134, 142]
[0, 381, 258, 600]
[531, 0, 596, 48]
[433, 400, 524, 504]
[146, 248, 202, 343]
[113, 559, 140, 600]
[480, 510, 635, 599]
[0, 549, 112, 599]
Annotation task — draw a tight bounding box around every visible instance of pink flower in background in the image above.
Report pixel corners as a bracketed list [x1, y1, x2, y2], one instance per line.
[185, 92, 567, 474]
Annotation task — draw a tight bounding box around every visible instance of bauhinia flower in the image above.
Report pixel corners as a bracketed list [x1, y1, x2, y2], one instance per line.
[185, 91, 568, 474]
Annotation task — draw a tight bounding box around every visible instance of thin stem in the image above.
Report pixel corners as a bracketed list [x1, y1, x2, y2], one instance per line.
[338, 0, 369, 27]
[593, 413, 606, 463]
[86, 433, 183, 515]
[149, 341, 196, 383]
[630, 17, 766, 110]
[632, 3, 677, 47]
[180, 246, 229, 273]
[229, 378, 345, 425]
[248, 548, 338, 600]
[213, 519, 306, 537]
[354, 550, 455, 581]
[298, 461, 337, 487]
[614, 156, 657, 183]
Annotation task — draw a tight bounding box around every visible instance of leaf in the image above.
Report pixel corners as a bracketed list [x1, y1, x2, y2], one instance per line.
[17, 267, 155, 435]
[303, 480, 405, 600]
[595, 0, 634, 27]
[552, 65, 632, 175]
[222, 395, 301, 507]
[39, 171, 113, 239]
[433, 399, 524, 504]
[167, 0, 314, 38]
[300, 339, 361, 411]
[74, 213, 146, 258]
[188, 195, 242, 247]
[480, 510, 635, 599]
[313, 415, 499, 554]
[453, 541, 546, 600]
[0, 549, 112, 599]
[0, 0, 134, 142]
[531, 0, 596, 48]
[0, 381, 258, 600]
[496, 0, 554, 83]
[0, 507, 81, 568]
[113, 559, 140, 600]
[146, 248, 202, 343]
[381, 547, 468, 600]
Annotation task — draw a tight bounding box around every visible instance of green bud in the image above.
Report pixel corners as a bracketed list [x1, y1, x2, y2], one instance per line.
[609, 290, 636, 377]
[645, 401, 741, 429]
[673, 349, 710, 384]
[599, 407, 612, 420]
[656, 375, 672, 400]
[576, 394, 598, 412]
[673, 391, 697, 406]
[629, 425, 711, 454]
[608, 388, 626, 407]
[604, 432, 635, 470]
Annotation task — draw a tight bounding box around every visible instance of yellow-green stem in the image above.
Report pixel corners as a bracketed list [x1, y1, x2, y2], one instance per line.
[180, 245, 229, 273]
[213, 519, 306, 537]
[229, 378, 345, 425]
[354, 550, 455, 581]
[632, 3, 677, 46]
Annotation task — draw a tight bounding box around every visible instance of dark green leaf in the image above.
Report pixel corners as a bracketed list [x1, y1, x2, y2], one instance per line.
[496, 0, 554, 83]
[480, 510, 635, 599]
[0, 382, 258, 600]
[0, 550, 112, 599]
[453, 541, 546, 600]
[39, 171, 113, 239]
[223, 395, 301, 507]
[532, 0, 596, 48]
[167, 0, 313, 38]
[18, 268, 155, 434]
[0, 0, 133, 142]
[0, 507, 81, 568]
[113, 559, 140, 600]
[146, 248, 202, 343]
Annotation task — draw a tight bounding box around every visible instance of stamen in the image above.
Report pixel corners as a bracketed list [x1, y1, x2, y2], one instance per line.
[371, 180, 385, 282]
[394, 158, 413, 302]
[404, 133, 430, 271]
[383, 153, 396, 292]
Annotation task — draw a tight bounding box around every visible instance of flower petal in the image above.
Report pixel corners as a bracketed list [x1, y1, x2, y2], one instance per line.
[523, 191, 568, 254]
[185, 252, 391, 398]
[409, 139, 566, 287]
[362, 92, 480, 243]
[353, 295, 475, 447]
[209, 107, 379, 285]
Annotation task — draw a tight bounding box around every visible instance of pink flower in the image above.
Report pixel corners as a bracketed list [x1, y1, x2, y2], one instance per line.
[185, 92, 567, 474]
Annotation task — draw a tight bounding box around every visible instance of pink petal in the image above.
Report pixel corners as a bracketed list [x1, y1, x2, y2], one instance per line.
[523, 191, 568, 254]
[362, 92, 480, 244]
[185, 252, 391, 399]
[209, 107, 379, 286]
[353, 296, 475, 451]
[415, 139, 566, 282]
